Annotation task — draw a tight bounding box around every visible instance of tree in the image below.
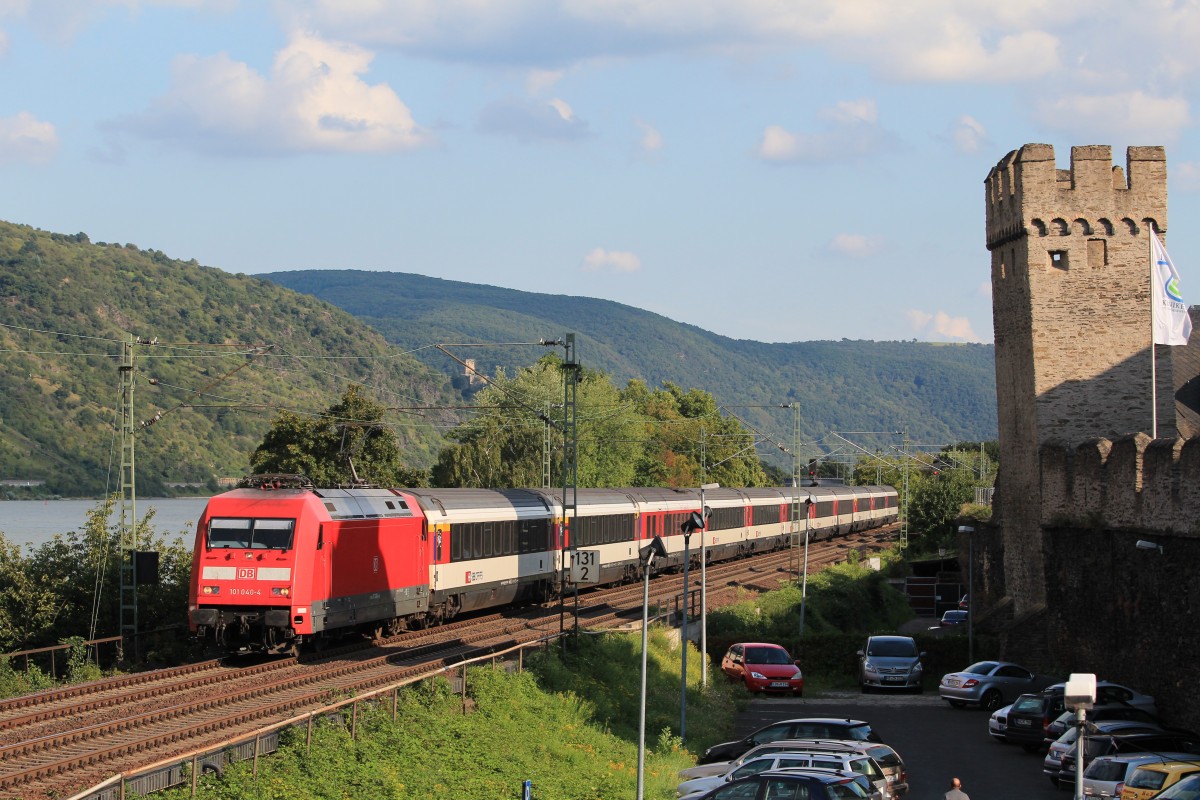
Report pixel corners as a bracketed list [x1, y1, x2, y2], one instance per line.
[433, 357, 644, 488]
[250, 384, 427, 487]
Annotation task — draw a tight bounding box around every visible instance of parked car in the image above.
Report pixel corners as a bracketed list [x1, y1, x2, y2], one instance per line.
[857, 636, 924, 692]
[720, 642, 804, 696]
[1044, 721, 1164, 787]
[939, 660, 1056, 711]
[701, 718, 882, 764]
[1006, 681, 1157, 752]
[690, 768, 870, 799]
[678, 750, 890, 799]
[1120, 760, 1200, 800]
[1044, 704, 1161, 745]
[989, 704, 1012, 742]
[1059, 730, 1200, 787]
[683, 739, 905, 794]
[1152, 774, 1200, 800]
[1082, 753, 1183, 799]
[939, 610, 968, 627]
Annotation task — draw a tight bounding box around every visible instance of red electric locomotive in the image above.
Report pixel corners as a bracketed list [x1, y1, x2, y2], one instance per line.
[188, 477, 430, 654]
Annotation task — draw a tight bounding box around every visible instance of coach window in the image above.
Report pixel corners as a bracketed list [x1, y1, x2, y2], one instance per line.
[482, 523, 493, 558]
[451, 527, 462, 561]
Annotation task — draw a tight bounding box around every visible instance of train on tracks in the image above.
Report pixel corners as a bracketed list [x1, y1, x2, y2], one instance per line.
[187, 477, 899, 654]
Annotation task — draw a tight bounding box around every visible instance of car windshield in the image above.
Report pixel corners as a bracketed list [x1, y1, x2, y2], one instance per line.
[1085, 760, 1126, 781]
[1159, 775, 1200, 799]
[1128, 769, 1169, 790]
[966, 661, 999, 674]
[827, 780, 870, 798]
[746, 647, 793, 665]
[865, 745, 900, 767]
[867, 639, 916, 657]
[842, 724, 873, 742]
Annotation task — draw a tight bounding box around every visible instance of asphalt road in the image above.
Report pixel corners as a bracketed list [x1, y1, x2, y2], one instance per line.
[726, 691, 1062, 800]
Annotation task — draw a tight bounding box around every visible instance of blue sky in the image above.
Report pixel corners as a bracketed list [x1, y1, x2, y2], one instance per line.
[2, 1, 1200, 345]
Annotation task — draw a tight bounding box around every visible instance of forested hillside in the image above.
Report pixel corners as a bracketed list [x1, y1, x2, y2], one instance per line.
[265, 270, 998, 462]
[0, 222, 457, 495]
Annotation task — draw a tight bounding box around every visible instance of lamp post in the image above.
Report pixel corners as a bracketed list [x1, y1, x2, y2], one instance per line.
[958, 525, 974, 663]
[798, 496, 814, 638]
[700, 482, 718, 689]
[636, 535, 666, 800]
[1065, 673, 1096, 800]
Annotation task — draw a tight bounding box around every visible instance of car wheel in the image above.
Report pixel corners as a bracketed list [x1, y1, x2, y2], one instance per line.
[948, 699, 967, 708]
[981, 689, 1003, 712]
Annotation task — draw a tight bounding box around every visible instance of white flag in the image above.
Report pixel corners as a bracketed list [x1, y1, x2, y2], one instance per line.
[1151, 229, 1192, 346]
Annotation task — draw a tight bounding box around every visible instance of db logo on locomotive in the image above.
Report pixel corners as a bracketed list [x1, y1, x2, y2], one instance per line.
[237, 567, 256, 580]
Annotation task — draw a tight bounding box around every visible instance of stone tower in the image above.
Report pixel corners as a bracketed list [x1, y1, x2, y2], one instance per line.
[984, 144, 1170, 611]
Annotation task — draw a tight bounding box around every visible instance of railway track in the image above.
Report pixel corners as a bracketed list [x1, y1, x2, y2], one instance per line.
[0, 525, 898, 799]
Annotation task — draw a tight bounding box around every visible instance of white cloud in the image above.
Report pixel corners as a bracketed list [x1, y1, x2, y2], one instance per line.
[0, 111, 58, 164]
[477, 96, 589, 141]
[907, 308, 980, 341]
[828, 233, 882, 258]
[1033, 90, 1190, 143]
[906, 309, 933, 330]
[756, 99, 894, 164]
[582, 247, 641, 273]
[636, 119, 663, 153]
[951, 115, 988, 154]
[120, 31, 430, 155]
[1176, 162, 1200, 193]
[819, 98, 877, 125]
[526, 68, 565, 94]
[548, 97, 574, 121]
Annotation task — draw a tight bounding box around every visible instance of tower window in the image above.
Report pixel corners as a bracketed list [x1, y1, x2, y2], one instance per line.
[1049, 250, 1068, 270]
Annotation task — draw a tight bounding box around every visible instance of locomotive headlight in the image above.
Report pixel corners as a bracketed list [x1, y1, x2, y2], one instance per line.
[271, 587, 291, 597]
[201, 585, 220, 595]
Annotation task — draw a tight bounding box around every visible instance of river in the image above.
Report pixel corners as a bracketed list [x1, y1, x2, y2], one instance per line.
[0, 497, 209, 550]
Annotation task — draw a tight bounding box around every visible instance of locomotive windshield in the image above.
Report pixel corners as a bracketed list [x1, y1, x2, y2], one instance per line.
[207, 518, 295, 550]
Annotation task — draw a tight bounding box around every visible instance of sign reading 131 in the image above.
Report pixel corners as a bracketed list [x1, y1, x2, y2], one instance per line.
[570, 549, 601, 585]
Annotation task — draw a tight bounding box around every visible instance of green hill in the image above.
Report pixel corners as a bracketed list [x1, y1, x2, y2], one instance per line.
[0, 223, 457, 496]
[263, 270, 998, 464]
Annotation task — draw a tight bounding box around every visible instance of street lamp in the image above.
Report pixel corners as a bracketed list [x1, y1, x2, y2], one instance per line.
[958, 525, 974, 663]
[636, 534, 667, 800]
[699, 483, 718, 689]
[798, 496, 814, 638]
[1065, 673, 1096, 800]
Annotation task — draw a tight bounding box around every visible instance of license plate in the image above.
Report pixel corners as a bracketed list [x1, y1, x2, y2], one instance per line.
[884, 677, 904, 683]
[770, 682, 789, 688]
[946, 679, 960, 687]
[1015, 719, 1032, 726]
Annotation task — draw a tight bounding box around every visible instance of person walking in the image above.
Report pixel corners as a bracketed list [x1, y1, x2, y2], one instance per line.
[945, 776, 970, 800]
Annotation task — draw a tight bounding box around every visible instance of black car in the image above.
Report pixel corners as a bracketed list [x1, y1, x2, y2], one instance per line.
[1004, 692, 1056, 751]
[1042, 703, 1160, 745]
[701, 718, 882, 764]
[694, 768, 871, 799]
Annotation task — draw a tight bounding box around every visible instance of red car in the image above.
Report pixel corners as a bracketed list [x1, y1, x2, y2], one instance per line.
[720, 642, 804, 695]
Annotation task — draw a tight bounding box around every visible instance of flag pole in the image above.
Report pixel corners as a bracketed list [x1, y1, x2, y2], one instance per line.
[1151, 225, 1158, 439]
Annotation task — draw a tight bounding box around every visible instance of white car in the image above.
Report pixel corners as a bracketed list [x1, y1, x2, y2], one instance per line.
[989, 703, 1012, 742]
[678, 751, 890, 800]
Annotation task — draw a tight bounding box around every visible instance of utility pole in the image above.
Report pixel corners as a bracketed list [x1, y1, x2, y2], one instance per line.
[900, 427, 909, 550]
[117, 335, 138, 662]
[560, 334, 579, 643]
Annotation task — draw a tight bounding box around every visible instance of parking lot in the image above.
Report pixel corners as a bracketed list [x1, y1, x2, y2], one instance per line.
[725, 691, 1062, 800]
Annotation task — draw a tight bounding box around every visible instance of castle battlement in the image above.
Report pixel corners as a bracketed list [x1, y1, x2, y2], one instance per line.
[1040, 434, 1200, 535]
[985, 144, 1168, 252]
